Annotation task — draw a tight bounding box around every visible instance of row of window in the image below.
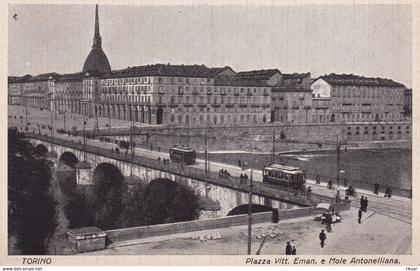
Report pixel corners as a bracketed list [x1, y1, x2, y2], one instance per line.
[331, 87, 404, 98]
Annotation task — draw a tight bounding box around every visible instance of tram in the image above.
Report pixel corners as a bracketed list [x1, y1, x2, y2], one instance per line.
[169, 145, 197, 165]
[262, 164, 306, 190]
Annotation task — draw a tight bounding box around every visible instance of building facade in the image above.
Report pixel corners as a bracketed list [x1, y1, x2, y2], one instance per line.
[311, 73, 407, 123]
[271, 73, 313, 124]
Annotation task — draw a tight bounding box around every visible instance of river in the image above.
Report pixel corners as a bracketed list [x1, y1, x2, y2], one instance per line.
[202, 148, 412, 197]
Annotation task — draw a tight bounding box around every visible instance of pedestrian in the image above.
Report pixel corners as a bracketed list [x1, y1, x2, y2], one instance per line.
[315, 174, 321, 184]
[291, 246, 296, 255]
[384, 185, 392, 198]
[328, 180, 333, 189]
[238, 159, 242, 168]
[364, 197, 369, 212]
[285, 242, 292, 255]
[335, 190, 341, 203]
[240, 173, 243, 184]
[358, 207, 363, 224]
[326, 212, 332, 232]
[306, 186, 312, 200]
[319, 229, 326, 248]
[360, 196, 364, 208]
[374, 183, 379, 195]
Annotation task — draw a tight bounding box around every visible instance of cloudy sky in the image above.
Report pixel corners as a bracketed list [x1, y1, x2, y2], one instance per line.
[8, 3, 412, 87]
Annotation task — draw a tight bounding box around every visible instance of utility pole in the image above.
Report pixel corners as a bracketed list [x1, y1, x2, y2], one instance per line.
[130, 111, 135, 175]
[83, 115, 87, 161]
[336, 134, 341, 186]
[271, 129, 275, 164]
[247, 169, 253, 255]
[204, 131, 208, 181]
[96, 112, 99, 132]
[187, 118, 190, 147]
[108, 106, 111, 130]
[25, 98, 28, 131]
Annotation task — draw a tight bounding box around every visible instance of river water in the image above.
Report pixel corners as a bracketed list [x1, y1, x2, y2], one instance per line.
[204, 148, 412, 197]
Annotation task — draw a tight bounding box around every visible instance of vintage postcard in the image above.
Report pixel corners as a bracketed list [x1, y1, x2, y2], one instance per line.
[1, 0, 418, 267]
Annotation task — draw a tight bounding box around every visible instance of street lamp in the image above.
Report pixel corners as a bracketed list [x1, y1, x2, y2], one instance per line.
[336, 134, 341, 186]
[247, 169, 254, 255]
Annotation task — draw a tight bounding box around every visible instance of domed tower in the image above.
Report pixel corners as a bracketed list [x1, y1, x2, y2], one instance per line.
[82, 4, 111, 74]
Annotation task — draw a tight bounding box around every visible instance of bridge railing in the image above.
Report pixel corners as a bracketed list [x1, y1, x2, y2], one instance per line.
[24, 132, 328, 205]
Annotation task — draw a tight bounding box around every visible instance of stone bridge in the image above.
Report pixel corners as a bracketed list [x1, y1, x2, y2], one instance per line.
[26, 133, 334, 218]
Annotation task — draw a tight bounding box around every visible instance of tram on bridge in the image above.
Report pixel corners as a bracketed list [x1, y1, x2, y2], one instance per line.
[169, 145, 197, 165]
[262, 164, 306, 190]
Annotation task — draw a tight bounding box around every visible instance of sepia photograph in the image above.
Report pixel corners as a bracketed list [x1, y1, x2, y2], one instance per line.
[4, 0, 417, 265]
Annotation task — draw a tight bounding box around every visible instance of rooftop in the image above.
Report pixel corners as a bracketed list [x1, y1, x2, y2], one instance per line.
[105, 64, 216, 79]
[317, 73, 405, 88]
[236, 69, 281, 81]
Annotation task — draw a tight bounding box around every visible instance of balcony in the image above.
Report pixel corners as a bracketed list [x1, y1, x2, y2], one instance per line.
[156, 102, 166, 107]
[234, 92, 239, 96]
[247, 92, 253, 96]
[192, 90, 199, 95]
[169, 103, 178, 108]
[239, 103, 248, 108]
[184, 103, 194, 107]
[207, 90, 212, 95]
[211, 103, 221, 108]
[251, 104, 260, 108]
[262, 103, 271, 108]
[225, 103, 234, 108]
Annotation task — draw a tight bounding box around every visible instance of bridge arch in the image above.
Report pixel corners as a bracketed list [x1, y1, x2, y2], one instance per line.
[57, 152, 80, 195]
[58, 152, 79, 168]
[92, 162, 124, 187]
[92, 162, 125, 230]
[34, 144, 48, 156]
[227, 204, 273, 216]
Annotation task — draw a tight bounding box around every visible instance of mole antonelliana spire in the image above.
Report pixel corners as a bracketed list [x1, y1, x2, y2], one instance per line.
[82, 4, 111, 74]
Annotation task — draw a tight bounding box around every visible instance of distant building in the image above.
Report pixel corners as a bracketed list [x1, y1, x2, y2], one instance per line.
[271, 73, 313, 124]
[311, 73, 406, 123]
[93, 64, 272, 126]
[403, 88, 412, 119]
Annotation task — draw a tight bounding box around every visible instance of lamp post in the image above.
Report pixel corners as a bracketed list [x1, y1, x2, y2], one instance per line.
[247, 169, 254, 255]
[63, 111, 66, 131]
[336, 134, 341, 186]
[271, 129, 275, 164]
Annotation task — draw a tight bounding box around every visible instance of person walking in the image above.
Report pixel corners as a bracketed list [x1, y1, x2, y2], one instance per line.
[319, 230, 326, 248]
[363, 197, 368, 212]
[306, 186, 312, 200]
[335, 190, 341, 203]
[285, 242, 292, 255]
[374, 183, 379, 195]
[360, 196, 364, 208]
[291, 246, 297, 255]
[384, 185, 392, 198]
[358, 207, 363, 224]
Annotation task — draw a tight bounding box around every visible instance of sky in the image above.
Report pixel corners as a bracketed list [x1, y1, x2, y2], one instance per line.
[8, 3, 412, 87]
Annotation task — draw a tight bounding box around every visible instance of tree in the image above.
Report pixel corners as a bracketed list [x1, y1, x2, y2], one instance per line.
[64, 192, 94, 229]
[8, 128, 57, 254]
[92, 164, 124, 230]
[118, 183, 145, 228]
[142, 178, 200, 225]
